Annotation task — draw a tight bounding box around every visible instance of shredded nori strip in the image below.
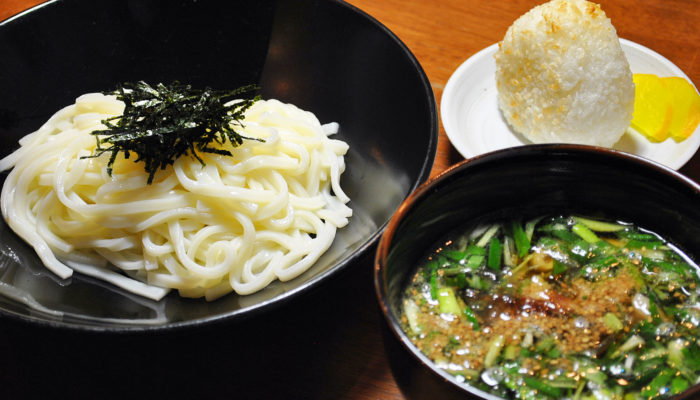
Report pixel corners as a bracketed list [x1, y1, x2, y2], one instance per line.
[85, 81, 261, 184]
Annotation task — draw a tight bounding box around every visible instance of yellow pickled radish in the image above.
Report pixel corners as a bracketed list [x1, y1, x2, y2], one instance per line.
[662, 76, 700, 142]
[630, 73, 673, 142]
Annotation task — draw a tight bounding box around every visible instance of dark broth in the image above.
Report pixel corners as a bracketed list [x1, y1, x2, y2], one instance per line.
[401, 215, 700, 399]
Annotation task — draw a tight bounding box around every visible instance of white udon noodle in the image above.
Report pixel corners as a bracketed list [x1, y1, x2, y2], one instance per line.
[0, 93, 352, 301]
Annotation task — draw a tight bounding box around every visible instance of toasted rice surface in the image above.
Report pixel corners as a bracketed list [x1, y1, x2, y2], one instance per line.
[494, 0, 635, 147]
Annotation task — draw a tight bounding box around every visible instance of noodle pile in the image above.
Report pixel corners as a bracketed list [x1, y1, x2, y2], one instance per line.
[0, 93, 352, 301]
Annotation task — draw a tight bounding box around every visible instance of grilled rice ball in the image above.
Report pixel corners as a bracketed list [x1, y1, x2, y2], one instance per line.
[494, 0, 635, 147]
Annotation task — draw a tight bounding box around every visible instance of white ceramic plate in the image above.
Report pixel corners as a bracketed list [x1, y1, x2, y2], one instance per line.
[441, 39, 700, 170]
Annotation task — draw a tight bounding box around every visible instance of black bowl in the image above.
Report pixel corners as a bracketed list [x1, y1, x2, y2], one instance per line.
[375, 144, 700, 400]
[0, 0, 437, 330]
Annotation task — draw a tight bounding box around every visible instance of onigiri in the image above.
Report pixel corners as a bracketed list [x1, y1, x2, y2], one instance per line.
[494, 0, 634, 147]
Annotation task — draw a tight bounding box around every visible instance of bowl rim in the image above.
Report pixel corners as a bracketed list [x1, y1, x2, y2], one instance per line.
[0, 0, 439, 333]
[374, 143, 700, 399]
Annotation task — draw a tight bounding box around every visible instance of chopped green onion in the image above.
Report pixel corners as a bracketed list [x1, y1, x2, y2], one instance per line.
[442, 249, 466, 262]
[423, 259, 438, 279]
[463, 305, 480, 331]
[603, 312, 624, 332]
[524, 217, 542, 240]
[641, 367, 674, 398]
[547, 346, 562, 358]
[448, 368, 481, 380]
[670, 376, 689, 395]
[509, 253, 534, 280]
[552, 228, 580, 244]
[573, 216, 626, 232]
[548, 376, 578, 389]
[512, 221, 530, 257]
[522, 376, 563, 398]
[441, 266, 463, 276]
[466, 275, 485, 290]
[626, 239, 664, 250]
[667, 339, 686, 370]
[613, 334, 645, 357]
[445, 272, 468, 289]
[403, 300, 422, 335]
[574, 381, 586, 399]
[552, 260, 567, 275]
[503, 344, 518, 360]
[465, 245, 486, 256]
[647, 289, 663, 324]
[634, 360, 665, 390]
[484, 334, 505, 368]
[572, 223, 600, 244]
[618, 231, 659, 241]
[503, 236, 514, 267]
[476, 224, 500, 247]
[682, 344, 700, 370]
[466, 254, 485, 269]
[585, 370, 608, 386]
[487, 237, 502, 270]
[437, 287, 461, 315]
[535, 336, 556, 353]
[437, 255, 450, 268]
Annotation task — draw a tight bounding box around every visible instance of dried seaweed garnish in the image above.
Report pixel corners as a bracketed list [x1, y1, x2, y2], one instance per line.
[86, 81, 262, 184]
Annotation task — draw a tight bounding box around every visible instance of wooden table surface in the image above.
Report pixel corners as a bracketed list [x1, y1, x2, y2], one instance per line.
[1, 1, 699, 399]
